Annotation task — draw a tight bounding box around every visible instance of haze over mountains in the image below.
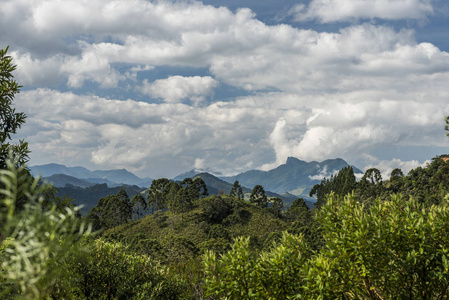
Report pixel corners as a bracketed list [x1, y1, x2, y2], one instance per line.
[31, 157, 361, 201]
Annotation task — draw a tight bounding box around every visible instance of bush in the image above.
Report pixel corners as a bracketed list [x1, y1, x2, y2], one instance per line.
[71, 239, 186, 300]
[0, 155, 90, 299]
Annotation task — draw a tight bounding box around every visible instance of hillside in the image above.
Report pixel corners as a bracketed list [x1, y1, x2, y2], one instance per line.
[103, 195, 294, 261]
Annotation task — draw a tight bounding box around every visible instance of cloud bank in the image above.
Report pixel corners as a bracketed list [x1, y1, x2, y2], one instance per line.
[3, 0, 449, 178]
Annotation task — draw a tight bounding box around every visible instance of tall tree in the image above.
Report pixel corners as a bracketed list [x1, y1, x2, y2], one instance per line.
[270, 197, 283, 217]
[131, 194, 147, 220]
[0, 46, 28, 169]
[310, 166, 357, 209]
[444, 116, 449, 137]
[249, 185, 268, 208]
[358, 167, 383, 202]
[147, 178, 170, 212]
[229, 180, 244, 201]
[87, 189, 132, 230]
[288, 198, 311, 223]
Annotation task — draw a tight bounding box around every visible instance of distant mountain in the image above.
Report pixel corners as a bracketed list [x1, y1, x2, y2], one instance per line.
[42, 174, 94, 188]
[220, 157, 362, 198]
[55, 183, 146, 215]
[173, 168, 222, 181]
[31, 163, 92, 178]
[30, 163, 153, 188]
[192, 172, 314, 208]
[90, 169, 152, 187]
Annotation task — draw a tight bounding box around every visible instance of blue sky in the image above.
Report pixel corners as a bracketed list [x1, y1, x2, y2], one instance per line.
[2, 0, 449, 179]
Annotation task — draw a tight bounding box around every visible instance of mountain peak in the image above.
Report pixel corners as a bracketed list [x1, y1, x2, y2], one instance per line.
[286, 156, 306, 165]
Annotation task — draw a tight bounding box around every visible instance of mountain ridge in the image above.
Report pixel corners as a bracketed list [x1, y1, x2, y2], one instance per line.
[32, 157, 362, 202]
[30, 163, 153, 188]
[175, 157, 362, 199]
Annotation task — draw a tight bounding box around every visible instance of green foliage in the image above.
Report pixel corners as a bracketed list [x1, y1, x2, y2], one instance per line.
[87, 189, 132, 230]
[446, 116, 449, 138]
[0, 155, 91, 299]
[307, 192, 449, 298]
[200, 195, 234, 224]
[310, 166, 356, 208]
[71, 239, 186, 299]
[147, 178, 170, 212]
[204, 192, 449, 299]
[249, 184, 268, 208]
[204, 236, 258, 299]
[131, 194, 147, 220]
[229, 180, 244, 200]
[203, 232, 311, 299]
[0, 47, 29, 169]
[269, 197, 283, 217]
[358, 167, 383, 202]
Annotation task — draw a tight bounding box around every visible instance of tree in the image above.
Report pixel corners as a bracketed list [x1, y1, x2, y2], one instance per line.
[203, 232, 311, 299]
[310, 166, 357, 209]
[147, 178, 170, 212]
[87, 189, 132, 230]
[131, 194, 147, 220]
[170, 177, 208, 219]
[0, 155, 91, 298]
[269, 197, 283, 217]
[250, 185, 268, 208]
[0, 47, 28, 169]
[188, 177, 208, 199]
[387, 168, 404, 193]
[444, 116, 449, 137]
[229, 180, 244, 200]
[288, 197, 310, 222]
[308, 192, 449, 298]
[358, 167, 383, 202]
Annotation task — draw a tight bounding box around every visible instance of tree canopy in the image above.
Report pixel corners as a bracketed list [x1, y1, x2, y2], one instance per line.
[0, 47, 28, 169]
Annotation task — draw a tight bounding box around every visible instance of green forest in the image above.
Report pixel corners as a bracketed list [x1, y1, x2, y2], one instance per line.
[3, 44, 449, 300]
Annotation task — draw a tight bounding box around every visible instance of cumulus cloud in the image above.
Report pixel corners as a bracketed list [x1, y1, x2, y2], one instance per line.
[141, 76, 218, 105]
[308, 165, 340, 181]
[14, 89, 279, 177]
[290, 0, 434, 23]
[4, 0, 448, 95]
[3, 0, 449, 178]
[364, 158, 430, 180]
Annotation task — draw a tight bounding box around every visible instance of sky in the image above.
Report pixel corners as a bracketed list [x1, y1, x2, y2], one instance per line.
[2, 0, 449, 179]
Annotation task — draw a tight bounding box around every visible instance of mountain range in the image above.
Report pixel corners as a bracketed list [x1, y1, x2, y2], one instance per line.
[177, 157, 362, 199]
[30, 163, 153, 188]
[30, 157, 362, 211]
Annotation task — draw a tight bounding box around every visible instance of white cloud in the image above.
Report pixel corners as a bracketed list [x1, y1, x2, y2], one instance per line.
[141, 76, 218, 105]
[14, 88, 449, 179]
[364, 158, 430, 180]
[290, 0, 434, 23]
[60, 44, 125, 88]
[308, 165, 340, 181]
[3, 0, 449, 178]
[14, 89, 278, 177]
[4, 1, 448, 95]
[194, 158, 207, 170]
